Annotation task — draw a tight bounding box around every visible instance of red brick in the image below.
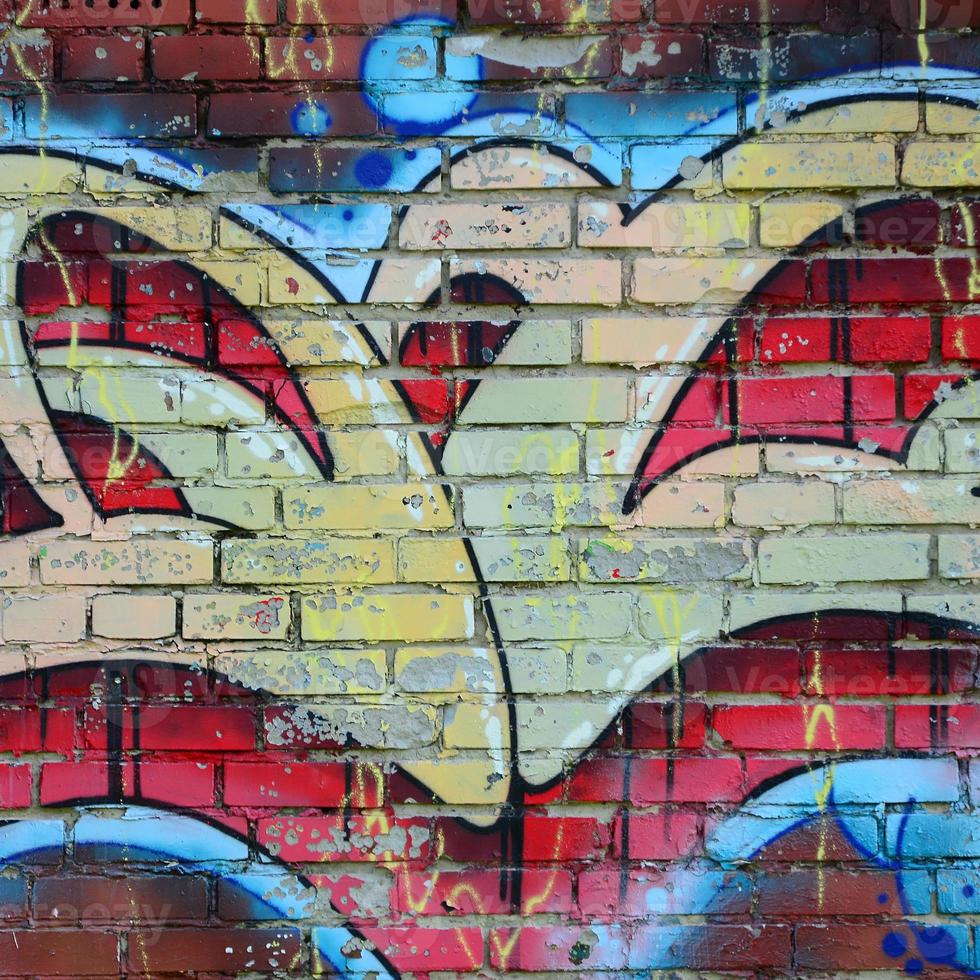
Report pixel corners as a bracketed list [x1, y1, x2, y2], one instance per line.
[811, 257, 976, 305]
[523, 814, 611, 861]
[614, 810, 700, 859]
[265, 36, 368, 80]
[942, 315, 980, 362]
[40, 762, 214, 807]
[195, 0, 278, 20]
[656, 0, 822, 21]
[223, 761, 369, 807]
[737, 375, 895, 425]
[712, 704, 886, 751]
[630, 757, 745, 804]
[0, 765, 31, 808]
[33, 875, 209, 921]
[949, 200, 980, 246]
[803, 648, 975, 696]
[0, 930, 119, 975]
[853, 197, 941, 248]
[360, 927, 483, 972]
[895, 704, 980, 749]
[627, 701, 706, 749]
[664, 646, 802, 696]
[126, 927, 301, 972]
[152, 34, 260, 81]
[208, 92, 378, 137]
[62, 34, 145, 81]
[579, 867, 749, 916]
[0, 707, 41, 753]
[21, 0, 189, 26]
[710, 32, 876, 81]
[903, 373, 966, 417]
[620, 31, 703, 77]
[82, 705, 255, 752]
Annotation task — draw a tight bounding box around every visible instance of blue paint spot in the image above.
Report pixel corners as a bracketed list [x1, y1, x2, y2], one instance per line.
[915, 925, 957, 961]
[291, 100, 331, 136]
[354, 152, 394, 188]
[883, 933, 907, 958]
[406, 149, 417, 159]
[343, 209, 354, 221]
[904, 959, 923, 974]
[964, 884, 975, 897]
[877, 892, 889, 904]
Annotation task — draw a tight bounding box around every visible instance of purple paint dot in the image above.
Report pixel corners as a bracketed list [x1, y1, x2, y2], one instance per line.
[882, 932, 907, 958]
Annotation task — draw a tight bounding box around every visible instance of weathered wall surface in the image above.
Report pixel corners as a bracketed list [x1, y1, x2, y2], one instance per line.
[0, 0, 977, 974]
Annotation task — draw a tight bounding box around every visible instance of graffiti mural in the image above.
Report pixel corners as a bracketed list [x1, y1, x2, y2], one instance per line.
[0, 1, 977, 974]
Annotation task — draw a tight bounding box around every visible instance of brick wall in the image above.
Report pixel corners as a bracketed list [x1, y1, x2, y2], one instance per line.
[0, 0, 977, 974]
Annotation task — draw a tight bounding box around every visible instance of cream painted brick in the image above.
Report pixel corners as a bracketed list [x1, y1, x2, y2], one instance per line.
[450, 143, 608, 189]
[285, 484, 454, 531]
[219, 648, 387, 696]
[581, 536, 750, 582]
[329, 432, 401, 479]
[842, 479, 980, 525]
[765, 427, 941, 473]
[506, 647, 568, 693]
[938, 534, 980, 579]
[301, 591, 473, 642]
[75, 206, 212, 250]
[907, 594, 980, 625]
[268, 255, 439, 305]
[78, 374, 179, 424]
[400, 203, 570, 249]
[723, 141, 896, 189]
[450, 258, 620, 305]
[459, 379, 627, 424]
[301, 379, 413, 425]
[398, 536, 570, 583]
[636, 590, 723, 642]
[141, 433, 218, 478]
[183, 593, 290, 639]
[442, 430, 578, 477]
[462, 482, 625, 530]
[180, 379, 266, 427]
[632, 482, 728, 529]
[926, 101, 980, 135]
[729, 590, 901, 634]
[582, 317, 725, 365]
[40, 539, 213, 585]
[759, 533, 930, 584]
[733, 482, 836, 526]
[197, 260, 263, 306]
[393, 647, 502, 694]
[3, 593, 85, 642]
[631, 256, 780, 304]
[570, 645, 654, 692]
[923, 379, 980, 421]
[488, 592, 632, 641]
[0, 542, 30, 587]
[264, 701, 438, 749]
[399, 320, 573, 366]
[225, 430, 327, 481]
[221, 538, 395, 584]
[902, 141, 980, 187]
[0, 154, 81, 193]
[92, 595, 176, 638]
[759, 200, 844, 247]
[945, 428, 980, 473]
[182, 487, 276, 530]
[579, 200, 750, 249]
[268, 320, 390, 366]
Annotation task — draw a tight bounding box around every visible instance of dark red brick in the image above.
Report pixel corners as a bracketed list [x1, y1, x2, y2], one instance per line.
[631, 923, 792, 970]
[803, 647, 975, 696]
[664, 646, 802, 696]
[619, 30, 703, 77]
[656, 0, 823, 22]
[24, 94, 195, 139]
[223, 761, 367, 807]
[208, 92, 378, 137]
[21, 0, 189, 26]
[266, 36, 369, 81]
[152, 34, 260, 81]
[287, 0, 455, 21]
[627, 701, 706, 749]
[795, 923, 916, 970]
[0, 930, 119, 975]
[33, 875, 208, 921]
[469, 0, 640, 23]
[710, 32, 877, 81]
[811, 257, 976, 305]
[126, 927, 301, 972]
[61, 34, 146, 82]
[195, 0, 278, 20]
[0, 38, 53, 82]
[949, 200, 980, 247]
[853, 197, 941, 248]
